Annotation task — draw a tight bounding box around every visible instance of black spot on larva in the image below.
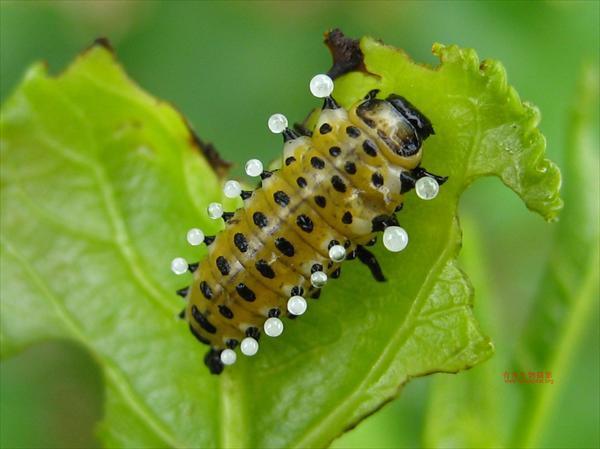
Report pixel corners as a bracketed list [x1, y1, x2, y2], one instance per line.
[246, 327, 260, 340]
[275, 237, 295, 257]
[222, 212, 234, 222]
[395, 203, 404, 212]
[314, 195, 327, 208]
[178, 308, 185, 319]
[363, 140, 377, 157]
[268, 308, 281, 318]
[311, 263, 323, 273]
[344, 161, 356, 174]
[191, 305, 217, 334]
[342, 211, 353, 224]
[327, 261, 333, 269]
[319, 123, 332, 134]
[188, 262, 199, 272]
[218, 305, 234, 319]
[236, 283, 255, 302]
[273, 190, 290, 207]
[199, 281, 213, 299]
[216, 256, 230, 276]
[226, 339, 239, 349]
[328, 239, 340, 250]
[256, 259, 275, 279]
[366, 236, 377, 246]
[311, 156, 325, 169]
[331, 268, 341, 279]
[253, 211, 268, 228]
[372, 172, 384, 187]
[260, 170, 273, 180]
[285, 156, 296, 166]
[241, 190, 252, 200]
[189, 324, 210, 345]
[297, 177, 307, 188]
[329, 146, 341, 157]
[344, 239, 352, 248]
[234, 233, 248, 252]
[331, 175, 347, 192]
[310, 289, 322, 299]
[204, 235, 216, 246]
[346, 126, 361, 138]
[296, 214, 314, 232]
[291, 286, 304, 296]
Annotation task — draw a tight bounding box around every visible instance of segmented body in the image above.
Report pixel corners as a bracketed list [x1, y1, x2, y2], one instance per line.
[181, 90, 441, 374]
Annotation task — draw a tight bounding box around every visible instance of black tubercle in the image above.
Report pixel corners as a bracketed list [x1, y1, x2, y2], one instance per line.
[246, 327, 260, 340]
[293, 122, 313, 137]
[222, 212, 234, 222]
[283, 128, 300, 143]
[260, 170, 273, 180]
[268, 308, 281, 318]
[240, 190, 252, 200]
[371, 214, 399, 232]
[355, 245, 386, 282]
[204, 235, 216, 246]
[204, 348, 224, 375]
[178, 309, 186, 319]
[226, 339, 239, 349]
[176, 286, 189, 298]
[323, 96, 340, 110]
[400, 167, 448, 193]
[188, 262, 199, 273]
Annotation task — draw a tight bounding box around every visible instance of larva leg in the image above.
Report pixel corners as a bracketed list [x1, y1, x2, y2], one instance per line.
[204, 348, 224, 374]
[355, 245, 386, 282]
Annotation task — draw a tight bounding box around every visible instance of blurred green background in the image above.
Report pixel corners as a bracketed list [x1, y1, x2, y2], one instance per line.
[0, 1, 598, 448]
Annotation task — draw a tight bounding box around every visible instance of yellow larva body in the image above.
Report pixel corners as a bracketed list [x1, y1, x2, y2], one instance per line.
[184, 93, 439, 373]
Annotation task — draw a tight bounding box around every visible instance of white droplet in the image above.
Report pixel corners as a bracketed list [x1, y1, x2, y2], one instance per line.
[383, 226, 409, 252]
[264, 317, 284, 337]
[240, 337, 259, 356]
[207, 202, 223, 219]
[309, 74, 334, 98]
[310, 271, 328, 288]
[287, 295, 307, 316]
[245, 158, 264, 177]
[223, 180, 242, 198]
[328, 244, 346, 262]
[171, 257, 188, 275]
[220, 348, 237, 365]
[186, 228, 205, 246]
[268, 113, 288, 133]
[415, 176, 440, 200]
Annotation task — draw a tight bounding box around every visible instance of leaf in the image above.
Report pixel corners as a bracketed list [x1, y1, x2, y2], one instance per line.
[421, 66, 598, 449]
[0, 36, 561, 448]
[511, 65, 599, 448]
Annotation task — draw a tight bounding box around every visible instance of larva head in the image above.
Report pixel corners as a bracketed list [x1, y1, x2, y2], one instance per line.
[351, 91, 434, 169]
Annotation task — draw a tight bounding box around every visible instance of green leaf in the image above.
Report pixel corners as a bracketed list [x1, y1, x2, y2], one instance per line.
[420, 66, 598, 449]
[0, 36, 561, 448]
[512, 65, 599, 448]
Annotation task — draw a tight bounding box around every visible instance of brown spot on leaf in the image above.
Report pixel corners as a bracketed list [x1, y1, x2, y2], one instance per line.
[324, 28, 368, 79]
[186, 122, 232, 178]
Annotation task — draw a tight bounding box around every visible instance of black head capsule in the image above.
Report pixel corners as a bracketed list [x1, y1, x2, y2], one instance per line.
[282, 128, 300, 143]
[323, 96, 340, 110]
